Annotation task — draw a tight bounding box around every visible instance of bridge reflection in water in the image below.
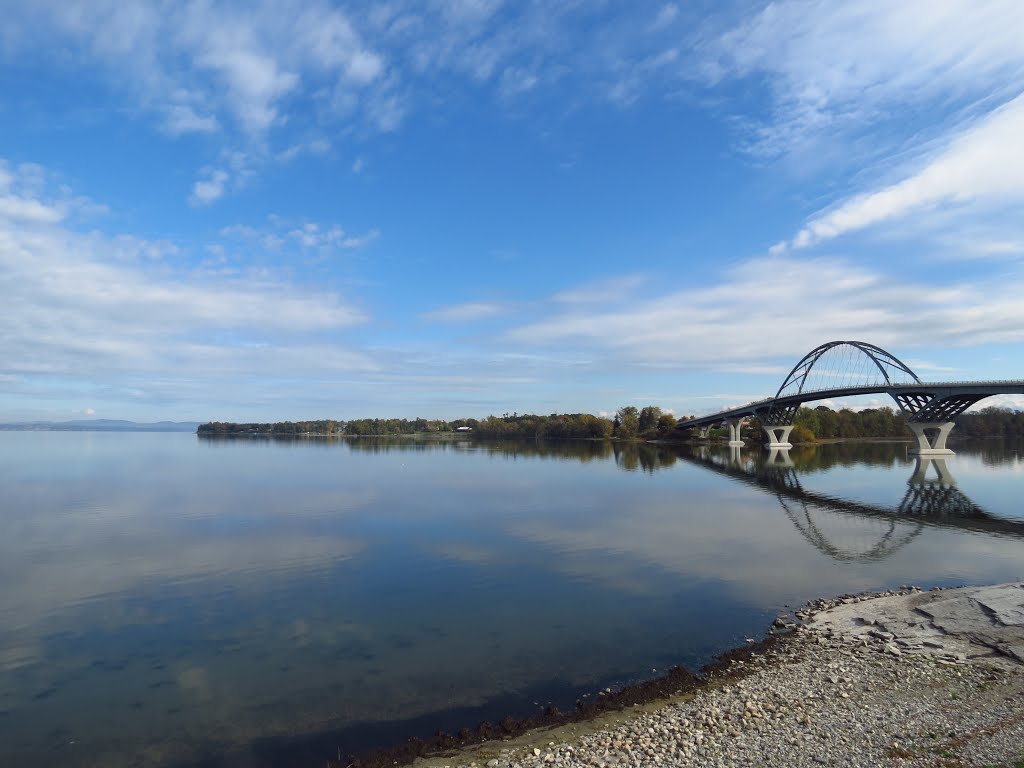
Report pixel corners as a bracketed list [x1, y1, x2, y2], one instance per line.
[680, 445, 1024, 563]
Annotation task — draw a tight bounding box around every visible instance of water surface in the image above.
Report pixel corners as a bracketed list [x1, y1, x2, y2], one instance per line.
[1, 433, 1022, 767]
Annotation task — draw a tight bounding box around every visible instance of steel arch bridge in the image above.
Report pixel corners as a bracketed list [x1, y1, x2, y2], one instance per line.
[678, 340, 1024, 454]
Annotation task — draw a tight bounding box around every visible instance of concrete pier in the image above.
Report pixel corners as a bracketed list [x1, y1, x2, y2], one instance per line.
[908, 421, 955, 455]
[762, 425, 793, 449]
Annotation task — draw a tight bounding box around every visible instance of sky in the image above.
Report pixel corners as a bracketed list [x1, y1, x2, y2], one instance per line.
[2, 0, 1024, 423]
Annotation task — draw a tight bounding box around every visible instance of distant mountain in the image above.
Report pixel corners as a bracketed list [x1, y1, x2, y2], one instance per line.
[0, 420, 201, 432]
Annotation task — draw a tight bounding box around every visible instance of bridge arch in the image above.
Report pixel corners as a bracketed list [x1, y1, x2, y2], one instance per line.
[775, 340, 921, 399]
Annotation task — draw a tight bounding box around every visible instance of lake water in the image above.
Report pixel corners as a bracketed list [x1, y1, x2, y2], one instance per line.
[1, 432, 1022, 767]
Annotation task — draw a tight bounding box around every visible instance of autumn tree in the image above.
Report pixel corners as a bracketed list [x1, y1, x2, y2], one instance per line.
[638, 405, 662, 436]
[616, 406, 640, 439]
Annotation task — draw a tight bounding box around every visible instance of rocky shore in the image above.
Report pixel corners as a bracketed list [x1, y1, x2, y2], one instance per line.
[411, 583, 1024, 768]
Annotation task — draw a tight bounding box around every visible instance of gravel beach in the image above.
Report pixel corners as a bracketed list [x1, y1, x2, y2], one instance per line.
[411, 584, 1024, 768]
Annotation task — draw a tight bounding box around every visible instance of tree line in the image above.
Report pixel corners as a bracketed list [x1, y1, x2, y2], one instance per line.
[472, 413, 613, 439]
[197, 405, 1024, 441]
[954, 407, 1024, 438]
[198, 417, 478, 437]
[471, 406, 685, 440]
[789, 406, 909, 441]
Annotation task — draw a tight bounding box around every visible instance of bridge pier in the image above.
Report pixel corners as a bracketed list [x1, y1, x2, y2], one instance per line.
[908, 421, 955, 456]
[725, 417, 744, 447]
[762, 425, 793, 449]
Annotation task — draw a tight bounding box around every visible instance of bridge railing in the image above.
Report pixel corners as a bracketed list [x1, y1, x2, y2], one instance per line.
[778, 379, 1024, 396]
[911, 380, 1024, 387]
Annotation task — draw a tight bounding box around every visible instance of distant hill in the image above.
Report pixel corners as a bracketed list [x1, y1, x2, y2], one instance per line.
[0, 420, 201, 432]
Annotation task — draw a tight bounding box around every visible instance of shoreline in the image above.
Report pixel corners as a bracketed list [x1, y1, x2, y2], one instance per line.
[327, 584, 1024, 768]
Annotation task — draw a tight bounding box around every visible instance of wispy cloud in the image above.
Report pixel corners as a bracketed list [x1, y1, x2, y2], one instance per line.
[0, 160, 105, 223]
[3, 1, 709, 149]
[162, 104, 220, 136]
[17, 0, 1019, 195]
[4, 1, 391, 205]
[277, 138, 331, 163]
[650, 4, 680, 32]
[219, 216, 379, 254]
[10, 0, 385, 138]
[553, 274, 647, 304]
[778, 92, 1024, 251]
[0, 162, 372, 408]
[422, 301, 507, 323]
[504, 256, 1024, 368]
[498, 66, 539, 99]
[704, 0, 1024, 158]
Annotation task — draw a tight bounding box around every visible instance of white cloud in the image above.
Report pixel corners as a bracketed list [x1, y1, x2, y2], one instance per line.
[11, 0, 386, 139]
[219, 224, 259, 239]
[422, 301, 507, 323]
[0, 1, 733, 205]
[554, 274, 647, 304]
[289, 222, 336, 247]
[221, 217, 378, 252]
[20, 0, 1018, 174]
[503, 256, 1024, 370]
[0, 194, 64, 224]
[192, 42, 298, 135]
[189, 169, 229, 206]
[277, 138, 331, 163]
[0, 163, 372, 404]
[784, 93, 1024, 250]
[340, 229, 380, 248]
[499, 66, 538, 99]
[955, 238, 1024, 258]
[650, 4, 679, 31]
[364, 85, 407, 132]
[904, 360, 960, 374]
[290, 5, 383, 84]
[706, 0, 1024, 157]
[162, 104, 220, 136]
[0, 161, 112, 227]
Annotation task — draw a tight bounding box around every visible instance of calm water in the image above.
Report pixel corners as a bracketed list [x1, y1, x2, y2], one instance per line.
[1, 433, 1023, 767]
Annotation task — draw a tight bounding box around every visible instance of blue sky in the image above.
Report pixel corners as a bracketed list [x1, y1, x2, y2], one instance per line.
[2, 0, 1024, 422]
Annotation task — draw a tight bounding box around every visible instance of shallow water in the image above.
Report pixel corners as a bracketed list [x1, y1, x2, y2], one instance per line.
[0, 433, 1022, 767]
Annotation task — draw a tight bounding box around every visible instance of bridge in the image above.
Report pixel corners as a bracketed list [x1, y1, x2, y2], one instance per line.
[677, 340, 1024, 454]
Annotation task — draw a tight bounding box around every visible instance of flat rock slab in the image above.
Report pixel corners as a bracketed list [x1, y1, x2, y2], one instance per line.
[808, 583, 1024, 667]
[974, 582, 1024, 625]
